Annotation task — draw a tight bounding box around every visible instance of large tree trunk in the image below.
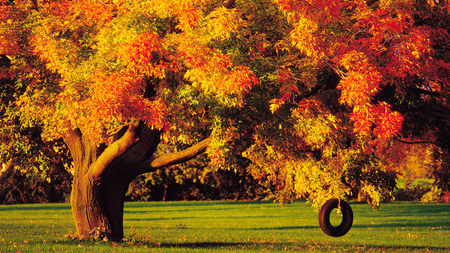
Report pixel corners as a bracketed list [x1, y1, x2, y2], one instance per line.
[64, 124, 212, 242]
[70, 165, 131, 241]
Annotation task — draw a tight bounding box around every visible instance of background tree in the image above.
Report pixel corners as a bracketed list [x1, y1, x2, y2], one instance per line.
[1, 0, 449, 242]
[0, 51, 72, 203]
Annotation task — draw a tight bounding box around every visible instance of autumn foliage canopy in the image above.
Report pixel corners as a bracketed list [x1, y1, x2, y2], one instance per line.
[1, 0, 450, 209]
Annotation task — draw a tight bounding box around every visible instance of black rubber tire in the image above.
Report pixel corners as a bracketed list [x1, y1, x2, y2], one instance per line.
[318, 199, 353, 237]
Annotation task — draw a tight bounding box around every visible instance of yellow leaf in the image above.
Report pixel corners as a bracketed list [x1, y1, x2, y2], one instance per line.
[270, 102, 281, 114]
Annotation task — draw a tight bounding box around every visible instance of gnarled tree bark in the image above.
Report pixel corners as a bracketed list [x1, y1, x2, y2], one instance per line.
[64, 124, 212, 241]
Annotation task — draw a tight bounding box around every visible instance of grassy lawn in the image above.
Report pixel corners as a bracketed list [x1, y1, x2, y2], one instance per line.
[0, 201, 449, 252]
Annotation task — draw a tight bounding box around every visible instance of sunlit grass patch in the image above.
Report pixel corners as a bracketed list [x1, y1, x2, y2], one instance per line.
[1, 201, 449, 252]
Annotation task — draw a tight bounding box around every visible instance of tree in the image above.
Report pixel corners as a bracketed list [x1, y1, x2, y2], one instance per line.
[1, 51, 72, 203]
[1, 0, 449, 241]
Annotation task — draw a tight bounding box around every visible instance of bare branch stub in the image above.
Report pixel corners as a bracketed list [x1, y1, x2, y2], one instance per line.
[224, 0, 235, 9]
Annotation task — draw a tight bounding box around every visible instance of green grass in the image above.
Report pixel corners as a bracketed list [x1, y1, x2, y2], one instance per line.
[1, 201, 449, 252]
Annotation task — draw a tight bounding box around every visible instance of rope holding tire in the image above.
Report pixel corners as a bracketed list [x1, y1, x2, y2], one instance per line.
[318, 198, 353, 237]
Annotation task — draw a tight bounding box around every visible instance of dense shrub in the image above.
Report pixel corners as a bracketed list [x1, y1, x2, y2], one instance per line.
[394, 184, 432, 201]
[420, 186, 443, 203]
[442, 192, 450, 203]
[393, 179, 450, 203]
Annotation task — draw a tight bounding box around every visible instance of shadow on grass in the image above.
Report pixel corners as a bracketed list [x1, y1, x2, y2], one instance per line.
[0, 203, 71, 211]
[353, 220, 450, 230]
[124, 200, 281, 214]
[109, 240, 450, 252]
[125, 200, 274, 209]
[15, 239, 449, 253]
[16, 234, 450, 253]
[222, 225, 317, 231]
[125, 200, 273, 207]
[126, 216, 191, 222]
[353, 202, 450, 217]
[254, 226, 316, 230]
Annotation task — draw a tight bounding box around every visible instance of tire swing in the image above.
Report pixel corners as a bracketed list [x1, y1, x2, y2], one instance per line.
[318, 198, 353, 237]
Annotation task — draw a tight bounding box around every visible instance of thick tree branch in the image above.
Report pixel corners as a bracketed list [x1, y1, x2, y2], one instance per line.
[134, 136, 213, 174]
[63, 128, 93, 177]
[63, 128, 81, 156]
[366, 0, 379, 6]
[410, 87, 441, 97]
[293, 83, 327, 104]
[394, 137, 437, 146]
[89, 124, 138, 182]
[151, 136, 213, 169]
[224, 0, 235, 9]
[294, 71, 340, 104]
[30, 0, 38, 10]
